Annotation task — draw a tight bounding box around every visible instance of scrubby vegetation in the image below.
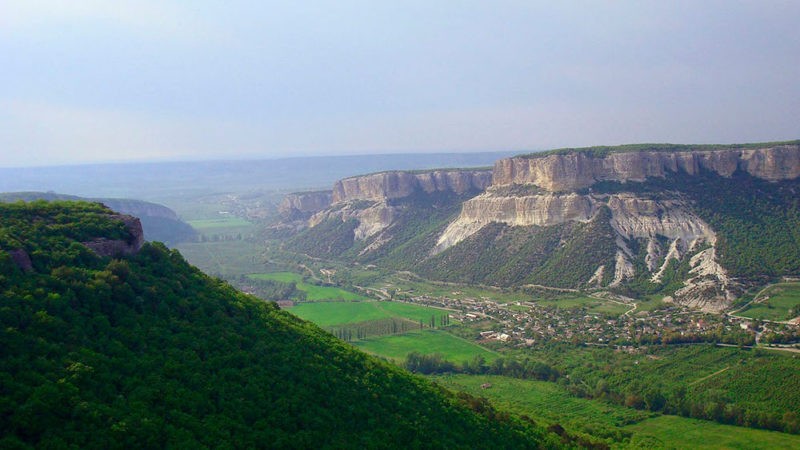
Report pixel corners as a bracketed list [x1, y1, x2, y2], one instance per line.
[521, 140, 800, 159]
[593, 170, 800, 282]
[420, 207, 617, 288]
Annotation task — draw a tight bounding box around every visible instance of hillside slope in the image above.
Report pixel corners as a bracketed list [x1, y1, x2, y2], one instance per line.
[0, 201, 560, 449]
[0, 192, 196, 245]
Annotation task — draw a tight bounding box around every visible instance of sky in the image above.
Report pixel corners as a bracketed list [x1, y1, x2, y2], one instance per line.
[1, 0, 799, 168]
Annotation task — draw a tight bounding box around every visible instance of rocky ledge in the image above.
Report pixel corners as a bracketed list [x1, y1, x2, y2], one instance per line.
[82, 214, 145, 257]
[493, 143, 800, 192]
[332, 169, 492, 203]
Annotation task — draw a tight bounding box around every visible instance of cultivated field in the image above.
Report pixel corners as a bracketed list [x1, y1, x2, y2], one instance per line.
[188, 216, 254, 230]
[740, 282, 800, 321]
[249, 272, 371, 301]
[175, 240, 266, 277]
[355, 329, 497, 363]
[288, 301, 445, 327]
[625, 415, 800, 449]
[435, 374, 800, 448]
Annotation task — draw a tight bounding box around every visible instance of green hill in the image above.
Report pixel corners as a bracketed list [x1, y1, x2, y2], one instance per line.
[0, 192, 196, 246]
[0, 201, 561, 448]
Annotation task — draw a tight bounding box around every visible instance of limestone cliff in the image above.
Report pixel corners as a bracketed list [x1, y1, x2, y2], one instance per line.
[279, 191, 333, 219]
[285, 169, 491, 260]
[332, 169, 492, 203]
[435, 187, 732, 310]
[492, 143, 800, 191]
[283, 142, 800, 313]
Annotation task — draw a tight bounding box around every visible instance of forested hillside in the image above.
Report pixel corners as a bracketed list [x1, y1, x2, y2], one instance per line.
[0, 202, 561, 448]
[0, 192, 196, 246]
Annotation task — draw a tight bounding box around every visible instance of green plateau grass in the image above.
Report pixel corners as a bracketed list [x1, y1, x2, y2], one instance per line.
[288, 300, 450, 327]
[355, 329, 498, 364]
[740, 283, 800, 321]
[248, 272, 370, 301]
[625, 415, 800, 449]
[188, 217, 254, 230]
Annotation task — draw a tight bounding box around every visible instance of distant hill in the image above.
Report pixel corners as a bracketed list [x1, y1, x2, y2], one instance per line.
[0, 152, 517, 201]
[0, 192, 196, 246]
[0, 201, 561, 448]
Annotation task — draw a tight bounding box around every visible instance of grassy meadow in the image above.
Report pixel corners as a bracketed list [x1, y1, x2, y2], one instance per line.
[625, 415, 800, 449]
[248, 272, 370, 301]
[288, 301, 447, 327]
[434, 374, 800, 448]
[355, 329, 497, 363]
[188, 216, 254, 230]
[175, 240, 266, 277]
[740, 282, 800, 321]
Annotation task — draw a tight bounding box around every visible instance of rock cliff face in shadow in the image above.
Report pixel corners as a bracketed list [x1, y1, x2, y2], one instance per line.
[332, 170, 492, 203]
[82, 214, 144, 257]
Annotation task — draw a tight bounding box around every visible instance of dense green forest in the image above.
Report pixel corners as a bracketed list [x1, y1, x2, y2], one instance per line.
[0, 193, 197, 246]
[0, 201, 563, 448]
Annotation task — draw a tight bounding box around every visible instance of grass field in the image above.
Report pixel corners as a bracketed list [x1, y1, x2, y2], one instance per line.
[625, 415, 800, 449]
[386, 276, 532, 303]
[740, 282, 800, 321]
[434, 374, 800, 448]
[534, 295, 631, 316]
[188, 217, 254, 230]
[288, 301, 448, 327]
[175, 240, 265, 277]
[433, 374, 650, 441]
[248, 272, 370, 301]
[355, 329, 497, 363]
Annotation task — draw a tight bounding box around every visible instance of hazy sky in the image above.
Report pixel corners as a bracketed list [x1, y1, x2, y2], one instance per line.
[2, 1, 799, 167]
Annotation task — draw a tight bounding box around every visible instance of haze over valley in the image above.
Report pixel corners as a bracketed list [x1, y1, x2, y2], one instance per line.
[2, 1, 800, 448]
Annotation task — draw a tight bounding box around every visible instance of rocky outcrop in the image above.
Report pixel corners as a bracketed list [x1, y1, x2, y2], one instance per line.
[332, 169, 492, 203]
[279, 191, 333, 219]
[83, 215, 144, 257]
[9, 249, 33, 272]
[291, 169, 492, 251]
[434, 192, 595, 252]
[492, 144, 800, 191]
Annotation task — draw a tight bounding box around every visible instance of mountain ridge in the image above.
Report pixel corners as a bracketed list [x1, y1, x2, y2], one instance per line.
[277, 141, 800, 312]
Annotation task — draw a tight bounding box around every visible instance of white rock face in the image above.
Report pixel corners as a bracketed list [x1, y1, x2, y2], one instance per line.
[434, 187, 734, 309]
[309, 201, 397, 241]
[332, 170, 492, 203]
[436, 189, 712, 253]
[435, 190, 595, 252]
[492, 144, 800, 192]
